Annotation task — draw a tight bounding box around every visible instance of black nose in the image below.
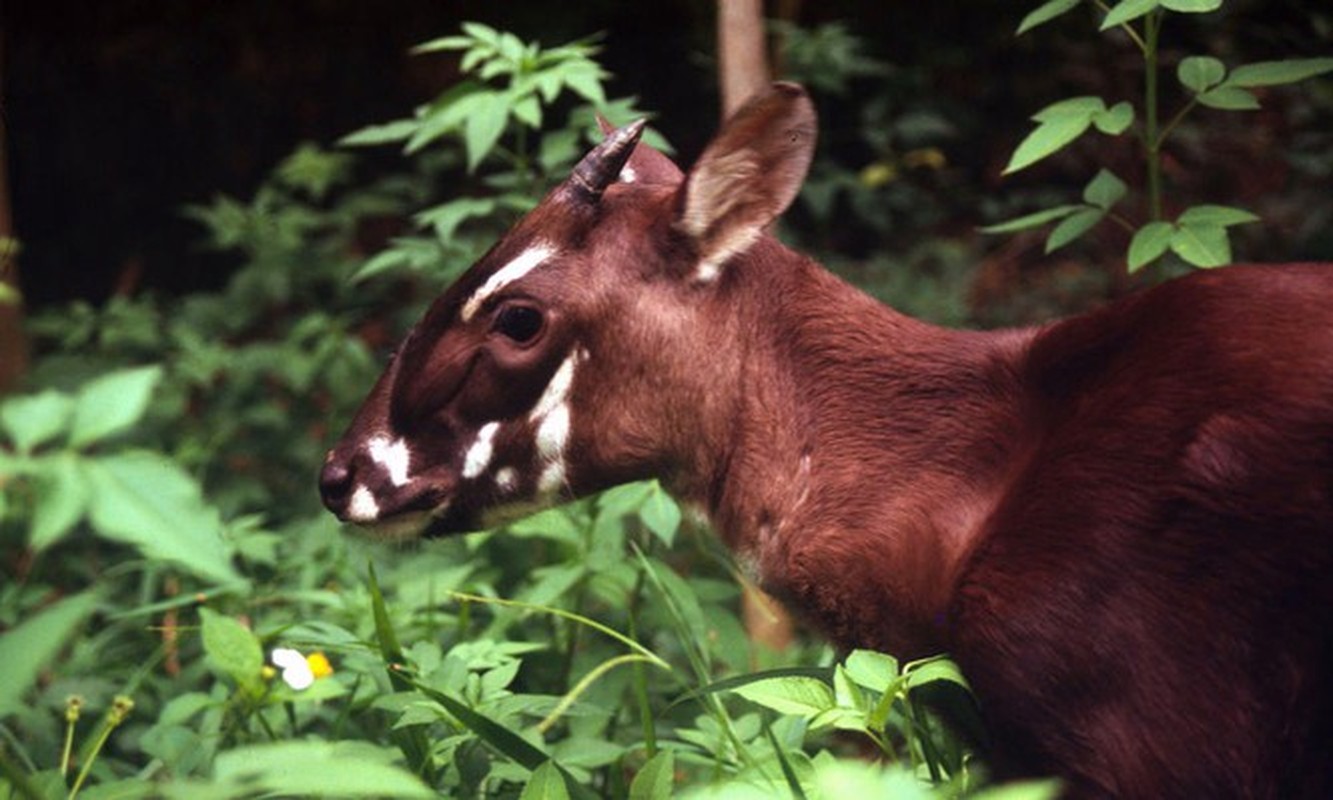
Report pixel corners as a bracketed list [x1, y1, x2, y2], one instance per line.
[319, 455, 353, 515]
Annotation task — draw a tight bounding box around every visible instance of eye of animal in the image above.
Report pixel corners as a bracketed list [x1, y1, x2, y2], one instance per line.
[492, 304, 544, 344]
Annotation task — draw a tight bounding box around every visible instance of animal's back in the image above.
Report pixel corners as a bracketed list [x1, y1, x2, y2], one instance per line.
[949, 263, 1333, 797]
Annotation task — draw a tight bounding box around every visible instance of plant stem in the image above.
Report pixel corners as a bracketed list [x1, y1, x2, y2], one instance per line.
[1143, 11, 1164, 222]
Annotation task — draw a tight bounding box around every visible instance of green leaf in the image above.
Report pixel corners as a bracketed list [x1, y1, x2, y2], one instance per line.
[904, 656, 971, 691]
[1030, 95, 1106, 122]
[1161, 0, 1222, 11]
[1100, 0, 1160, 29]
[560, 62, 607, 106]
[84, 450, 240, 584]
[1177, 56, 1226, 93]
[1045, 207, 1105, 253]
[979, 204, 1082, 234]
[0, 389, 73, 453]
[731, 676, 837, 718]
[629, 750, 675, 800]
[0, 591, 98, 717]
[30, 453, 90, 550]
[1177, 204, 1260, 228]
[213, 741, 434, 798]
[520, 761, 571, 800]
[1227, 58, 1333, 88]
[1197, 85, 1261, 110]
[639, 482, 681, 547]
[414, 197, 498, 242]
[339, 118, 419, 147]
[68, 365, 163, 449]
[465, 93, 511, 172]
[1127, 221, 1174, 272]
[1092, 101, 1135, 135]
[843, 649, 900, 693]
[1004, 108, 1099, 174]
[199, 608, 264, 692]
[1017, 0, 1082, 35]
[1083, 169, 1127, 209]
[1170, 223, 1231, 268]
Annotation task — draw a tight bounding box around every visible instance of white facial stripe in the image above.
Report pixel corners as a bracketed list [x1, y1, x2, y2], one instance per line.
[530, 353, 578, 422]
[369, 436, 412, 487]
[495, 467, 517, 493]
[462, 422, 500, 480]
[461, 243, 555, 322]
[536, 404, 570, 459]
[348, 485, 380, 523]
[538, 460, 566, 494]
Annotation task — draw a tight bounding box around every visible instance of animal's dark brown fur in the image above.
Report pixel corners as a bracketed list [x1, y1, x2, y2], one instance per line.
[322, 84, 1333, 797]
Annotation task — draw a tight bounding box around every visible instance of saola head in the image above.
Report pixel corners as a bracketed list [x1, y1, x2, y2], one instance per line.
[319, 83, 816, 540]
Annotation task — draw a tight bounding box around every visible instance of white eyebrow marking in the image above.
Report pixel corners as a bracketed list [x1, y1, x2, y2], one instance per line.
[461, 243, 555, 322]
[347, 485, 380, 523]
[462, 422, 500, 480]
[368, 436, 411, 487]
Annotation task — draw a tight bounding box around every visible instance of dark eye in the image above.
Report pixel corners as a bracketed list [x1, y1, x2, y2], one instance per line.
[493, 305, 544, 343]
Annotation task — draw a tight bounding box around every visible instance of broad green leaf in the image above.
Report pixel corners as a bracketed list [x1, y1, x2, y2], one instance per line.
[640, 482, 681, 547]
[68, 365, 163, 449]
[843, 649, 900, 693]
[213, 741, 434, 798]
[0, 591, 98, 717]
[1017, 0, 1081, 35]
[1030, 95, 1105, 122]
[561, 62, 607, 106]
[1197, 85, 1260, 110]
[520, 761, 570, 800]
[465, 93, 511, 172]
[970, 779, 1065, 800]
[1004, 114, 1097, 175]
[979, 204, 1081, 234]
[1227, 58, 1333, 87]
[1092, 101, 1134, 135]
[1083, 169, 1127, 209]
[731, 676, 836, 718]
[904, 656, 971, 691]
[1045, 207, 1105, 253]
[199, 608, 264, 692]
[414, 197, 497, 242]
[1177, 204, 1260, 228]
[30, 453, 90, 550]
[1127, 221, 1174, 272]
[0, 389, 73, 453]
[1161, 0, 1222, 11]
[629, 750, 675, 800]
[1170, 223, 1231, 267]
[339, 118, 418, 147]
[1100, 0, 1160, 29]
[84, 450, 240, 584]
[1178, 56, 1226, 93]
[512, 94, 543, 130]
[409, 35, 473, 54]
[833, 664, 867, 712]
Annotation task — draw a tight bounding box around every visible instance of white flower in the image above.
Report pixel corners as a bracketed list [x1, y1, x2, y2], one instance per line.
[271, 647, 315, 690]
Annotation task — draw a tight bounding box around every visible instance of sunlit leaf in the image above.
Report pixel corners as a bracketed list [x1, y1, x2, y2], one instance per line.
[1227, 58, 1333, 87]
[30, 453, 90, 550]
[979, 204, 1082, 234]
[1161, 0, 1222, 12]
[465, 92, 511, 172]
[843, 649, 900, 693]
[1197, 86, 1260, 110]
[519, 761, 570, 800]
[0, 389, 73, 453]
[1177, 204, 1260, 228]
[1100, 0, 1160, 30]
[1127, 221, 1174, 272]
[1178, 56, 1226, 93]
[1082, 168, 1127, 209]
[1045, 207, 1105, 253]
[731, 676, 836, 718]
[1004, 113, 1098, 174]
[1092, 101, 1134, 134]
[1170, 223, 1231, 267]
[0, 592, 98, 717]
[1017, 0, 1082, 35]
[629, 750, 675, 800]
[213, 741, 434, 798]
[199, 608, 264, 692]
[68, 365, 163, 449]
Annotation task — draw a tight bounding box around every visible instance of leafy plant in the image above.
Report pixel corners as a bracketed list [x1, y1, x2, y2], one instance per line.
[984, 0, 1333, 272]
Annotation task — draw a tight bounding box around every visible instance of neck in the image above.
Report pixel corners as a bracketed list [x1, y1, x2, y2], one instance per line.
[693, 241, 1035, 657]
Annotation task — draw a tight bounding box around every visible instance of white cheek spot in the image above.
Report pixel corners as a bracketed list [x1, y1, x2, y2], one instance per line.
[368, 436, 412, 487]
[620, 164, 637, 184]
[495, 467, 518, 493]
[347, 485, 380, 523]
[462, 422, 501, 480]
[535, 405, 570, 460]
[693, 259, 722, 284]
[461, 243, 555, 322]
[537, 461, 566, 495]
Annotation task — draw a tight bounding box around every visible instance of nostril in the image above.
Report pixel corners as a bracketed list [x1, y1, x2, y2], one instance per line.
[319, 458, 353, 510]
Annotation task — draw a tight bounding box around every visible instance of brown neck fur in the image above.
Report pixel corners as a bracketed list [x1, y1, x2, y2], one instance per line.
[680, 237, 1036, 657]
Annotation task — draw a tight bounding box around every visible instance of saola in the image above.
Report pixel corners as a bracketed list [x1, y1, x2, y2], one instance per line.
[321, 83, 1333, 797]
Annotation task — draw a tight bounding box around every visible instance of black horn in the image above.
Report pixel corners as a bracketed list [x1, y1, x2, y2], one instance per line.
[564, 119, 646, 203]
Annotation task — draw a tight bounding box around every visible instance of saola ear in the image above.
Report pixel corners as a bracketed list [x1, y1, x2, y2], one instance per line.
[595, 116, 684, 186]
[677, 83, 816, 282]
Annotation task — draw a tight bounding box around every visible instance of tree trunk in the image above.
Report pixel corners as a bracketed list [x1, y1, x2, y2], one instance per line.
[716, 0, 796, 655]
[0, 13, 29, 393]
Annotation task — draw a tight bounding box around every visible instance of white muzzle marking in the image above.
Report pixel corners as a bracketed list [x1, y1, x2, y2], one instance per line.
[462, 422, 501, 479]
[369, 436, 412, 487]
[347, 485, 380, 523]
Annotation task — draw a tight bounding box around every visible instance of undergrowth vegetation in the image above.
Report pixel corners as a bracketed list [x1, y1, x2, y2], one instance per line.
[2, 4, 1327, 797]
